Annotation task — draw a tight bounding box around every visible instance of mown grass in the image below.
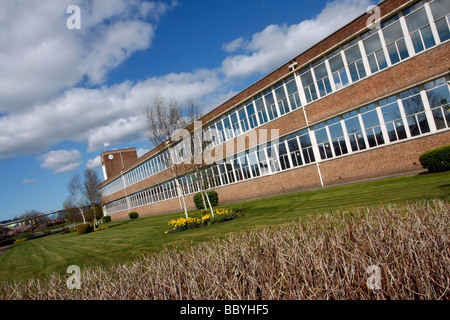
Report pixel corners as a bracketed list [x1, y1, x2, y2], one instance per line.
[1, 171, 449, 284]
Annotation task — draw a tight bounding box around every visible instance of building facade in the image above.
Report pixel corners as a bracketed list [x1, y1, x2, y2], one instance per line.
[99, 0, 450, 220]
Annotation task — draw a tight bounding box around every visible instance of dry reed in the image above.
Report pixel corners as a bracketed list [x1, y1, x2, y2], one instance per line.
[1, 199, 449, 300]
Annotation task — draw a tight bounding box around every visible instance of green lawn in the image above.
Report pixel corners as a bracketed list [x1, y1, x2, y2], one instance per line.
[1, 171, 449, 284]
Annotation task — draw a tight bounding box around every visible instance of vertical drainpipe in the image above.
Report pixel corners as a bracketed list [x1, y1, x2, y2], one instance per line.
[121, 171, 131, 214]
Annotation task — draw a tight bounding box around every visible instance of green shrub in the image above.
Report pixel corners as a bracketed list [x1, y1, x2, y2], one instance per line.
[102, 216, 112, 223]
[129, 212, 139, 220]
[419, 145, 450, 173]
[76, 224, 92, 235]
[193, 191, 219, 209]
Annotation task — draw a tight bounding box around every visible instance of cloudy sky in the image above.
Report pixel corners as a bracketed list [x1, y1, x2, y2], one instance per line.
[0, 0, 375, 221]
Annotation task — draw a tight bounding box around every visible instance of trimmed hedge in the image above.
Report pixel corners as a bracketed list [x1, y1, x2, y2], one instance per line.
[193, 191, 219, 210]
[129, 212, 139, 220]
[419, 145, 450, 173]
[102, 216, 111, 223]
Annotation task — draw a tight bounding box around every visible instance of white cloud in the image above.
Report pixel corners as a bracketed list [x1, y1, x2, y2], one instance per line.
[0, 68, 226, 161]
[80, 20, 155, 85]
[0, 0, 174, 113]
[222, 37, 246, 53]
[86, 116, 148, 152]
[37, 149, 83, 174]
[221, 0, 373, 78]
[21, 179, 39, 185]
[86, 156, 102, 169]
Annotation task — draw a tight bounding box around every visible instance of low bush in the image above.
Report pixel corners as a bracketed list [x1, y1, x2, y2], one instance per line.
[129, 212, 139, 220]
[76, 224, 92, 235]
[102, 216, 111, 223]
[419, 144, 450, 173]
[193, 191, 219, 209]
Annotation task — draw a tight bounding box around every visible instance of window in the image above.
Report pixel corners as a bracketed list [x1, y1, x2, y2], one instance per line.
[203, 127, 213, 150]
[266, 142, 281, 173]
[257, 146, 271, 176]
[362, 31, 388, 73]
[430, 0, 450, 42]
[218, 163, 229, 185]
[344, 41, 367, 82]
[298, 129, 315, 164]
[360, 103, 385, 147]
[400, 87, 430, 136]
[425, 77, 450, 130]
[254, 94, 269, 125]
[314, 123, 333, 160]
[404, 6, 436, 53]
[229, 111, 241, 137]
[237, 106, 250, 133]
[222, 115, 233, 140]
[300, 69, 318, 102]
[328, 52, 349, 90]
[225, 160, 236, 183]
[382, 15, 409, 65]
[277, 139, 291, 170]
[211, 165, 222, 187]
[248, 148, 261, 178]
[233, 155, 244, 181]
[274, 82, 290, 115]
[313, 62, 333, 97]
[380, 96, 407, 142]
[327, 117, 348, 157]
[245, 101, 258, 129]
[343, 110, 367, 152]
[263, 89, 279, 121]
[284, 76, 301, 110]
[285, 134, 303, 167]
[238, 152, 251, 180]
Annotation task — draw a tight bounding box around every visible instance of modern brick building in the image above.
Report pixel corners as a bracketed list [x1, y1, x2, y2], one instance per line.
[99, 0, 450, 220]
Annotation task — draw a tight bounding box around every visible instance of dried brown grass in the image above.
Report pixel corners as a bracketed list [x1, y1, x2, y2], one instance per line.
[1, 200, 449, 300]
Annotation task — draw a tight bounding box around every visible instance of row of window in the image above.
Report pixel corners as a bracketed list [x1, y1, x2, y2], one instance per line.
[104, 76, 450, 215]
[101, 150, 170, 197]
[100, 0, 450, 197]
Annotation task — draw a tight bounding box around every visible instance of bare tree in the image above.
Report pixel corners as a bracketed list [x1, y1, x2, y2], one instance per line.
[83, 168, 102, 229]
[62, 197, 83, 224]
[146, 94, 191, 218]
[68, 173, 87, 224]
[184, 99, 215, 217]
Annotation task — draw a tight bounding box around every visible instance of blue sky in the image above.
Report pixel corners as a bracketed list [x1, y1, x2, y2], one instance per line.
[0, 0, 375, 221]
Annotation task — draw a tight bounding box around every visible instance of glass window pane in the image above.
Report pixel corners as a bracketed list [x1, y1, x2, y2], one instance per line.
[329, 54, 345, 72]
[435, 17, 450, 42]
[344, 45, 362, 64]
[430, 0, 450, 20]
[405, 7, 429, 32]
[410, 30, 425, 52]
[301, 71, 314, 87]
[397, 39, 409, 60]
[363, 33, 382, 54]
[383, 21, 404, 44]
[426, 84, 450, 108]
[422, 25, 436, 48]
[314, 63, 328, 79]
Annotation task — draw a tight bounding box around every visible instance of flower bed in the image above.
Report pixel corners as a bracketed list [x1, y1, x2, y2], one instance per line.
[165, 208, 240, 234]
